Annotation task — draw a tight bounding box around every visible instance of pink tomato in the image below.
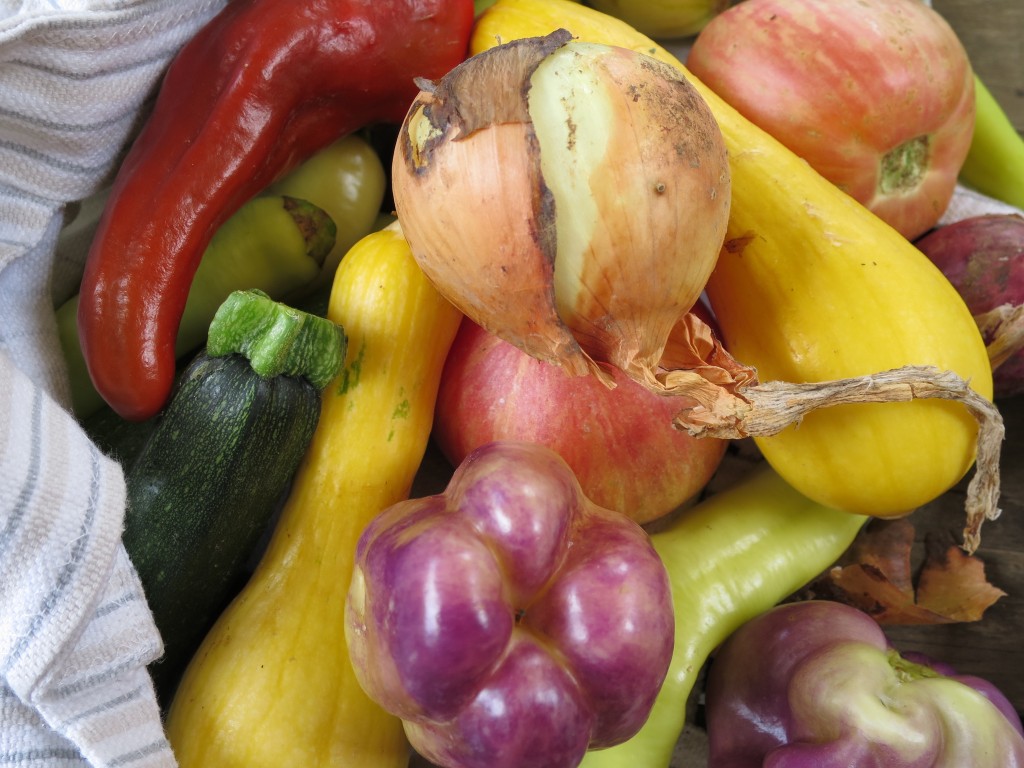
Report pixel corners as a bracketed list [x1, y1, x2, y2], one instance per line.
[687, 0, 975, 240]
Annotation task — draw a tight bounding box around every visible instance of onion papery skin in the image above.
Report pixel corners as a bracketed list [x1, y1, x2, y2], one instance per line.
[392, 30, 731, 386]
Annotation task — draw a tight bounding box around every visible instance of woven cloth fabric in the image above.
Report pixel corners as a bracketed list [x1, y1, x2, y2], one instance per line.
[0, 3, 225, 767]
[939, 182, 1024, 226]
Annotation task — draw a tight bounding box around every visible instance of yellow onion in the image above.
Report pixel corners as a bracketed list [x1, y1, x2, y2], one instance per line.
[392, 29, 731, 389]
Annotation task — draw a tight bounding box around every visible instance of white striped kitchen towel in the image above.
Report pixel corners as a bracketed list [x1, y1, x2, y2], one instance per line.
[939, 182, 1024, 226]
[0, 2, 225, 767]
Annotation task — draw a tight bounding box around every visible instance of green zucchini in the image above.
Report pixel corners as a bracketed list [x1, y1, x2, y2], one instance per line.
[122, 289, 346, 708]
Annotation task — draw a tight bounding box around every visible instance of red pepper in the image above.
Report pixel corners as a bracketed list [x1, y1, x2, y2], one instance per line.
[78, 0, 474, 421]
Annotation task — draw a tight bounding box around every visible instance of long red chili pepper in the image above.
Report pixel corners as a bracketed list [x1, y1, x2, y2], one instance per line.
[78, 0, 474, 421]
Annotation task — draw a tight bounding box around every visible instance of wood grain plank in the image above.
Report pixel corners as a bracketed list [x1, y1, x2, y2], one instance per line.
[934, 0, 1024, 131]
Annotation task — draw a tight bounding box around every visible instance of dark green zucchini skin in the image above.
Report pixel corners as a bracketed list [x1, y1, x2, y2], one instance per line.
[122, 351, 320, 707]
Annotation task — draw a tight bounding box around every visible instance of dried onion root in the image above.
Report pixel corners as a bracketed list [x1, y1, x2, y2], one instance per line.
[976, 303, 1024, 371]
[656, 345, 1004, 555]
[644, 307, 1002, 554]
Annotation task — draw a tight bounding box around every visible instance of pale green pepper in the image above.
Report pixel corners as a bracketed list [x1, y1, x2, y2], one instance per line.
[580, 466, 867, 768]
[263, 133, 387, 293]
[958, 74, 1024, 209]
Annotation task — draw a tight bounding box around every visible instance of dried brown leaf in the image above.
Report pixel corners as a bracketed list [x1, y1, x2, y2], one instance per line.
[915, 535, 1007, 622]
[805, 518, 1006, 625]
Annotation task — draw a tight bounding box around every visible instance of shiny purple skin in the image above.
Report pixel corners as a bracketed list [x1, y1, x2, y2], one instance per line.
[344, 440, 675, 768]
[914, 213, 1024, 397]
[705, 600, 1024, 767]
[405, 634, 594, 768]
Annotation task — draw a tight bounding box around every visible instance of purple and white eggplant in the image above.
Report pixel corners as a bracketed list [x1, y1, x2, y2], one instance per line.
[344, 440, 675, 768]
[705, 599, 1024, 767]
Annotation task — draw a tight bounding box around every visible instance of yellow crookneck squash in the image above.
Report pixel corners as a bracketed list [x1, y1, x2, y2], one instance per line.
[472, 0, 1000, 550]
[164, 222, 463, 766]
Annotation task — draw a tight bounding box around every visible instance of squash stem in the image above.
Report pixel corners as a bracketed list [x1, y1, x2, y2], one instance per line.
[206, 289, 347, 389]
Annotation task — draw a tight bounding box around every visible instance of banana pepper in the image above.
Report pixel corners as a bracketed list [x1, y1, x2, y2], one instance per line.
[958, 74, 1024, 209]
[77, 0, 474, 421]
[263, 134, 387, 293]
[575, 466, 866, 768]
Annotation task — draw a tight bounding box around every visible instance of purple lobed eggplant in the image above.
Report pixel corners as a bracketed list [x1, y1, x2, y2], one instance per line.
[705, 600, 1024, 767]
[344, 440, 675, 768]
